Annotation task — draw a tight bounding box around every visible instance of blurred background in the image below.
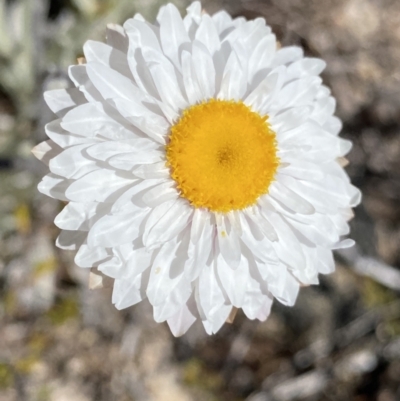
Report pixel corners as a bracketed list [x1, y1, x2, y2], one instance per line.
[1, 0, 400, 400]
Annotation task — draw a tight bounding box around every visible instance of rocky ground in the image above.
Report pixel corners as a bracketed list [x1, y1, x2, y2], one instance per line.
[0, 0, 400, 400]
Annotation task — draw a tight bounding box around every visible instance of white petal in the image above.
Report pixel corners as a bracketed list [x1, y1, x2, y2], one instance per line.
[287, 58, 326, 79]
[132, 162, 170, 179]
[191, 41, 216, 99]
[167, 294, 197, 337]
[248, 34, 276, 83]
[270, 106, 312, 132]
[323, 116, 342, 136]
[239, 213, 280, 265]
[84, 40, 132, 78]
[332, 238, 355, 249]
[216, 214, 241, 269]
[124, 20, 161, 98]
[157, 3, 190, 70]
[153, 277, 192, 322]
[61, 102, 135, 140]
[32, 140, 61, 166]
[104, 245, 153, 280]
[217, 253, 248, 307]
[86, 138, 159, 161]
[212, 10, 233, 34]
[245, 67, 285, 114]
[147, 235, 188, 306]
[264, 210, 306, 269]
[49, 144, 95, 179]
[124, 18, 161, 52]
[202, 303, 232, 335]
[46, 120, 94, 148]
[317, 247, 335, 274]
[107, 150, 163, 171]
[65, 169, 135, 203]
[195, 14, 221, 55]
[144, 199, 193, 248]
[218, 50, 246, 101]
[256, 296, 274, 321]
[141, 181, 178, 208]
[55, 202, 99, 231]
[310, 96, 336, 125]
[44, 88, 86, 118]
[56, 230, 86, 250]
[111, 179, 165, 212]
[181, 50, 202, 104]
[38, 174, 72, 201]
[68, 65, 102, 102]
[86, 62, 148, 103]
[274, 76, 321, 110]
[75, 244, 109, 268]
[87, 209, 147, 247]
[190, 208, 207, 244]
[272, 46, 304, 67]
[185, 214, 213, 282]
[279, 160, 324, 182]
[106, 23, 128, 53]
[113, 273, 144, 309]
[197, 261, 226, 319]
[147, 60, 188, 112]
[112, 98, 168, 143]
[246, 208, 278, 241]
[242, 271, 273, 320]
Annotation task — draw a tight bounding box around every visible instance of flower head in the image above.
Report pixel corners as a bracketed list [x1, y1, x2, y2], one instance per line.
[33, 2, 361, 336]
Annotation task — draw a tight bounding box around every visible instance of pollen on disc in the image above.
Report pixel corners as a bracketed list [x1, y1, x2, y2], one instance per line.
[166, 99, 280, 212]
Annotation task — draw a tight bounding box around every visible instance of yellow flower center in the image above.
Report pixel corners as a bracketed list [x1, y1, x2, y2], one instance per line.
[166, 99, 279, 212]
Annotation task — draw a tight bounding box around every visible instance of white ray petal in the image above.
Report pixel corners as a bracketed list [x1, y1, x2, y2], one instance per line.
[144, 199, 193, 248]
[56, 230, 86, 251]
[38, 174, 72, 201]
[65, 169, 135, 203]
[147, 233, 190, 306]
[157, 3, 190, 70]
[68, 65, 103, 102]
[287, 58, 326, 79]
[239, 213, 280, 265]
[212, 10, 233, 34]
[113, 273, 144, 310]
[167, 293, 197, 337]
[202, 303, 232, 335]
[86, 62, 149, 104]
[216, 214, 241, 269]
[61, 102, 136, 140]
[271, 46, 304, 67]
[195, 14, 221, 55]
[248, 34, 276, 83]
[132, 162, 170, 179]
[87, 209, 147, 247]
[268, 179, 316, 214]
[185, 214, 213, 282]
[84, 40, 132, 78]
[181, 50, 202, 104]
[192, 41, 216, 99]
[141, 181, 178, 208]
[44, 88, 86, 118]
[218, 50, 246, 101]
[32, 140, 62, 166]
[55, 202, 98, 231]
[75, 244, 109, 268]
[106, 23, 128, 53]
[217, 253, 248, 307]
[197, 260, 226, 319]
[153, 277, 192, 322]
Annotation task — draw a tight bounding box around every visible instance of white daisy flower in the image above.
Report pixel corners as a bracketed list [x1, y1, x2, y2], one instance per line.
[33, 2, 361, 336]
